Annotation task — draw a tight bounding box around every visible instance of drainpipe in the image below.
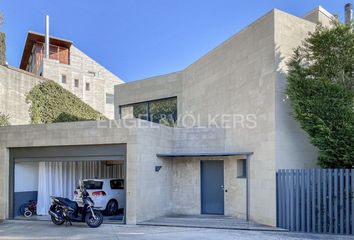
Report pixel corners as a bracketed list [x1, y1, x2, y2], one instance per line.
[45, 15, 50, 58]
[246, 155, 250, 222]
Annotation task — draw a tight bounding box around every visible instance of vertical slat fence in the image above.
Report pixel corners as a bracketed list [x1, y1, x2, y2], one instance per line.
[276, 169, 354, 234]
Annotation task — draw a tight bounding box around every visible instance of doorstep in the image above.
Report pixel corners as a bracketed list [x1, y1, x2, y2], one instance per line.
[138, 214, 287, 232]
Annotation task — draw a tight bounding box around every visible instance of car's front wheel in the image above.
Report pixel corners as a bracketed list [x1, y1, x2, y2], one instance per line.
[104, 200, 118, 216]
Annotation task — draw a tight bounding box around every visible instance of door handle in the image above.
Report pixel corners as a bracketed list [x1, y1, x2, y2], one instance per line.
[221, 185, 228, 193]
[221, 185, 224, 189]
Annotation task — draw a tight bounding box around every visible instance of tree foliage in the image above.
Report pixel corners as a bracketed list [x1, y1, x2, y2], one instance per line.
[26, 80, 106, 124]
[287, 22, 354, 168]
[0, 112, 10, 126]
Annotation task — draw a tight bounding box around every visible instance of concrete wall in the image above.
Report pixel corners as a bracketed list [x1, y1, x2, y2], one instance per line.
[0, 65, 44, 125]
[115, 10, 277, 226]
[274, 10, 324, 170]
[43, 45, 124, 119]
[0, 120, 177, 224]
[113, 7, 335, 226]
[115, 71, 182, 119]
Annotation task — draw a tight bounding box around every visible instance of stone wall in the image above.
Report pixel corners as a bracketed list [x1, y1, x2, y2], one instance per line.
[0, 65, 44, 125]
[42, 45, 124, 119]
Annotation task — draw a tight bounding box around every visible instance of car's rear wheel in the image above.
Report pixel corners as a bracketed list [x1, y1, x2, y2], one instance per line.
[105, 200, 118, 216]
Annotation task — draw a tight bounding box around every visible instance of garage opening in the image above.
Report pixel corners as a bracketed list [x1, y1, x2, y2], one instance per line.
[10, 144, 126, 224]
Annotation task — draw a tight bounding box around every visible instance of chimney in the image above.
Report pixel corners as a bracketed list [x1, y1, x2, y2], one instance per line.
[45, 15, 50, 58]
[345, 3, 353, 24]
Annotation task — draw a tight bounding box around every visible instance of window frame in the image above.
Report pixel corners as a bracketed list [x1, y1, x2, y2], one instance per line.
[74, 79, 79, 88]
[119, 96, 177, 124]
[61, 74, 67, 84]
[110, 179, 124, 190]
[85, 82, 90, 91]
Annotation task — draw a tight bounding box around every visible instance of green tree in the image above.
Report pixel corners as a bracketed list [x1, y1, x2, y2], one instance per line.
[26, 80, 106, 124]
[0, 112, 10, 126]
[286, 21, 354, 168]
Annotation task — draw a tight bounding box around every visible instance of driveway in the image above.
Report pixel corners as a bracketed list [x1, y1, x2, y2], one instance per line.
[0, 220, 353, 240]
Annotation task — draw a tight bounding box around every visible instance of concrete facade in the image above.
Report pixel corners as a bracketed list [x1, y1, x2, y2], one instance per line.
[114, 7, 334, 226]
[0, 120, 239, 224]
[41, 45, 124, 119]
[0, 32, 124, 125]
[0, 6, 335, 228]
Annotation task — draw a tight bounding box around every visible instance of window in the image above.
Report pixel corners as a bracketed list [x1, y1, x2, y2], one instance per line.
[106, 93, 114, 104]
[74, 79, 79, 88]
[120, 97, 177, 126]
[61, 74, 67, 84]
[88, 71, 96, 77]
[83, 180, 103, 190]
[110, 179, 124, 190]
[237, 159, 247, 178]
[86, 82, 90, 91]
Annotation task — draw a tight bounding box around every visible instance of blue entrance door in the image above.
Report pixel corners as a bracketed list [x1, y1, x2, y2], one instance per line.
[201, 160, 224, 214]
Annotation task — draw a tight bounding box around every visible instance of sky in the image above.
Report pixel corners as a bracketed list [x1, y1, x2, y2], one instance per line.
[1, 0, 352, 82]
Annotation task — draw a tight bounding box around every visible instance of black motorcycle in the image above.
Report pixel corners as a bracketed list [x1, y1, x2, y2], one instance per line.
[48, 181, 104, 228]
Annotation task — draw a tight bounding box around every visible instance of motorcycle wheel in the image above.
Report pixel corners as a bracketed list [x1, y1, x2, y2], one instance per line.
[85, 210, 103, 228]
[51, 216, 65, 225]
[24, 210, 32, 218]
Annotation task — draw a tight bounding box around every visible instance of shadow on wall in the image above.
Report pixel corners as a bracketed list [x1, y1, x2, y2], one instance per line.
[53, 112, 96, 123]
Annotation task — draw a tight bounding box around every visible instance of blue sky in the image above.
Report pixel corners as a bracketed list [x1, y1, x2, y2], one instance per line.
[1, 0, 352, 81]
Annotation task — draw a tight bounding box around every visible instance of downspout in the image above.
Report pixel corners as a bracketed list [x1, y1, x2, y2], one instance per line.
[246, 154, 251, 222]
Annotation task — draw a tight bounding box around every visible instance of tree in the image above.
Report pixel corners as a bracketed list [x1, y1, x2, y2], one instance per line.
[0, 112, 10, 126]
[286, 21, 354, 168]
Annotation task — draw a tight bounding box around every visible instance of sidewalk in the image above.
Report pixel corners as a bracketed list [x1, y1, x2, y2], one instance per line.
[0, 220, 352, 240]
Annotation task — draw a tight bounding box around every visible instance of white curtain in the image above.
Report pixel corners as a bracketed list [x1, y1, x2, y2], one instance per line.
[36, 161, 123, 216]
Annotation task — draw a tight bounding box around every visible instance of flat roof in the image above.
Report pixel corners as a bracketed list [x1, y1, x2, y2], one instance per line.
[20, 31, 73, 70]
[156, 152, 253, 158]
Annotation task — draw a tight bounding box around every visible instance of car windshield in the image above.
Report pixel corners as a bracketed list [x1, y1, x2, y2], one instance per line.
[83, 180, 103, 190]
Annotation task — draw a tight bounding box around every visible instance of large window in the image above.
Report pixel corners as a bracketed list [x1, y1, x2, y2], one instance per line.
[120, 97, 177, 126]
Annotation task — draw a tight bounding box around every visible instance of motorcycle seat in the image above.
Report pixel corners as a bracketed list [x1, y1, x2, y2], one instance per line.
[56, 197, 78, 210]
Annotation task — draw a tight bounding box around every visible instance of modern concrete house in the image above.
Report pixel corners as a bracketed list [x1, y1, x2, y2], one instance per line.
[0, 6, 334, 227]
[0, 30, 124, 124]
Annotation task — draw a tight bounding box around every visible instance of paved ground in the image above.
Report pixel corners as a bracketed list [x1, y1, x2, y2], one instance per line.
[1, 220, 354, 240]
[139, 214, 283, 231]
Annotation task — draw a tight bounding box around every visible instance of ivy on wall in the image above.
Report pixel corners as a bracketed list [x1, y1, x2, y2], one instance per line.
[26, 80, 107, 124]
[0, 112, 10, 126]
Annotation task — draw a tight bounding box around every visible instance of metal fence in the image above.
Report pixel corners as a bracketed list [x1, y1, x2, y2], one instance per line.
[276, 169, 354, 234]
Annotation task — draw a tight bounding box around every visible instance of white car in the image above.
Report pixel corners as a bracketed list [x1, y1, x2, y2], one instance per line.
[73, 178, 125, 216]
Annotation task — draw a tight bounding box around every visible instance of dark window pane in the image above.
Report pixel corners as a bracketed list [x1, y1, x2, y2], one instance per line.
[133, 102, 148, 120]
[149, 98, 177, 126]
[110, 179, 124, 189]
[61, 74, 66, 84]
[83, 180, 103, 189]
